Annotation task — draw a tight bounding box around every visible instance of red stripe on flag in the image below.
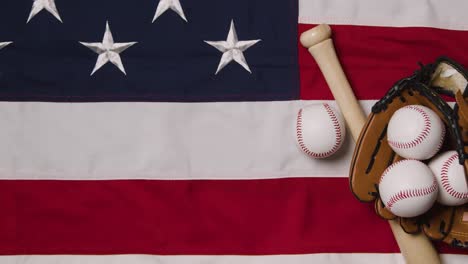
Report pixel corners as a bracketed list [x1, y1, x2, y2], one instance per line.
[0, 178, 464, 255]
[1, 178, 398, 255]
[1, 178, 465, 255]
[299, 25, 468, 100]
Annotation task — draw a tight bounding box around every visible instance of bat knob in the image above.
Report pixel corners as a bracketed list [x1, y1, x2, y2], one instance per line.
[300, 24, 332, 48]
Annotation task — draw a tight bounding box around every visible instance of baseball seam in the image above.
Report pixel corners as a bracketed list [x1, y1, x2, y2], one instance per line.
[387, 105, 432, 150]
[296, 103, 343, 158]
[440, 153, 468, 199]
[386, 179, 437, 210]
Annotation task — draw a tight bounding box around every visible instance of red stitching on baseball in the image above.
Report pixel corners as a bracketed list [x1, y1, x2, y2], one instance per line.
[440, 153, 468, 199]
[386, 179, 437, 210]
[296, 103, 343, 158]
[388, 105, 433, 150]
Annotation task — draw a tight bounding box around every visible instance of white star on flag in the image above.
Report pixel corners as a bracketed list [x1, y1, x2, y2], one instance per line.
[0, 42, 12, 50]
[205, 20, 261, 74]
[79, 21, 137, 76]
[153, 0, 187, 22]
[27, 0, 62, 23]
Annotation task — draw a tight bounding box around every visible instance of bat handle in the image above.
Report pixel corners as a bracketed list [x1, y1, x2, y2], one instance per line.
[300, 24, 440, 264]
[300, 24, 366, 139]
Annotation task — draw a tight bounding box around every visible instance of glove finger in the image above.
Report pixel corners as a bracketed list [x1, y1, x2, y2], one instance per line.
[399, 217, 421, 234]
[423, 203, 455, 241]
[374, 197, 397, 220]
[349, 113, 383, 202]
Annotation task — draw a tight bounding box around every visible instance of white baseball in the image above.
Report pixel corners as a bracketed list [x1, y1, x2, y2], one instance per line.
[428, 151, 468, 206]
[296, 103, 346, 158]
[379, 160, 438, 218]
[387, 105, 445, 160]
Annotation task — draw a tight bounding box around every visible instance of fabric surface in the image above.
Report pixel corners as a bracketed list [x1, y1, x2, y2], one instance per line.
[2, 0, 468, 263]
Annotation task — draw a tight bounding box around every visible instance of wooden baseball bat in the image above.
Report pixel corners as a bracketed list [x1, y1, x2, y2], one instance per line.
[300, 24, 440, 264]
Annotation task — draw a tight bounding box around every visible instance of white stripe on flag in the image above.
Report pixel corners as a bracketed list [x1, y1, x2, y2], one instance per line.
[0, 100, 376, 180]
[299, 0, 468, 30]
[1, 253, 467, 264]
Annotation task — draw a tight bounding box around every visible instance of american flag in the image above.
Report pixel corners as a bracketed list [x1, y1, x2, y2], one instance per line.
[1, 0, 468, 263]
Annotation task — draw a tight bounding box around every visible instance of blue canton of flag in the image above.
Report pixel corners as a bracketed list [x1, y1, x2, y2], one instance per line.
[0, 0, 299, 102]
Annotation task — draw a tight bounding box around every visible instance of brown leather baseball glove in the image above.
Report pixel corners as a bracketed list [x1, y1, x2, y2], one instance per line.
[350, 57, 468, 248]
